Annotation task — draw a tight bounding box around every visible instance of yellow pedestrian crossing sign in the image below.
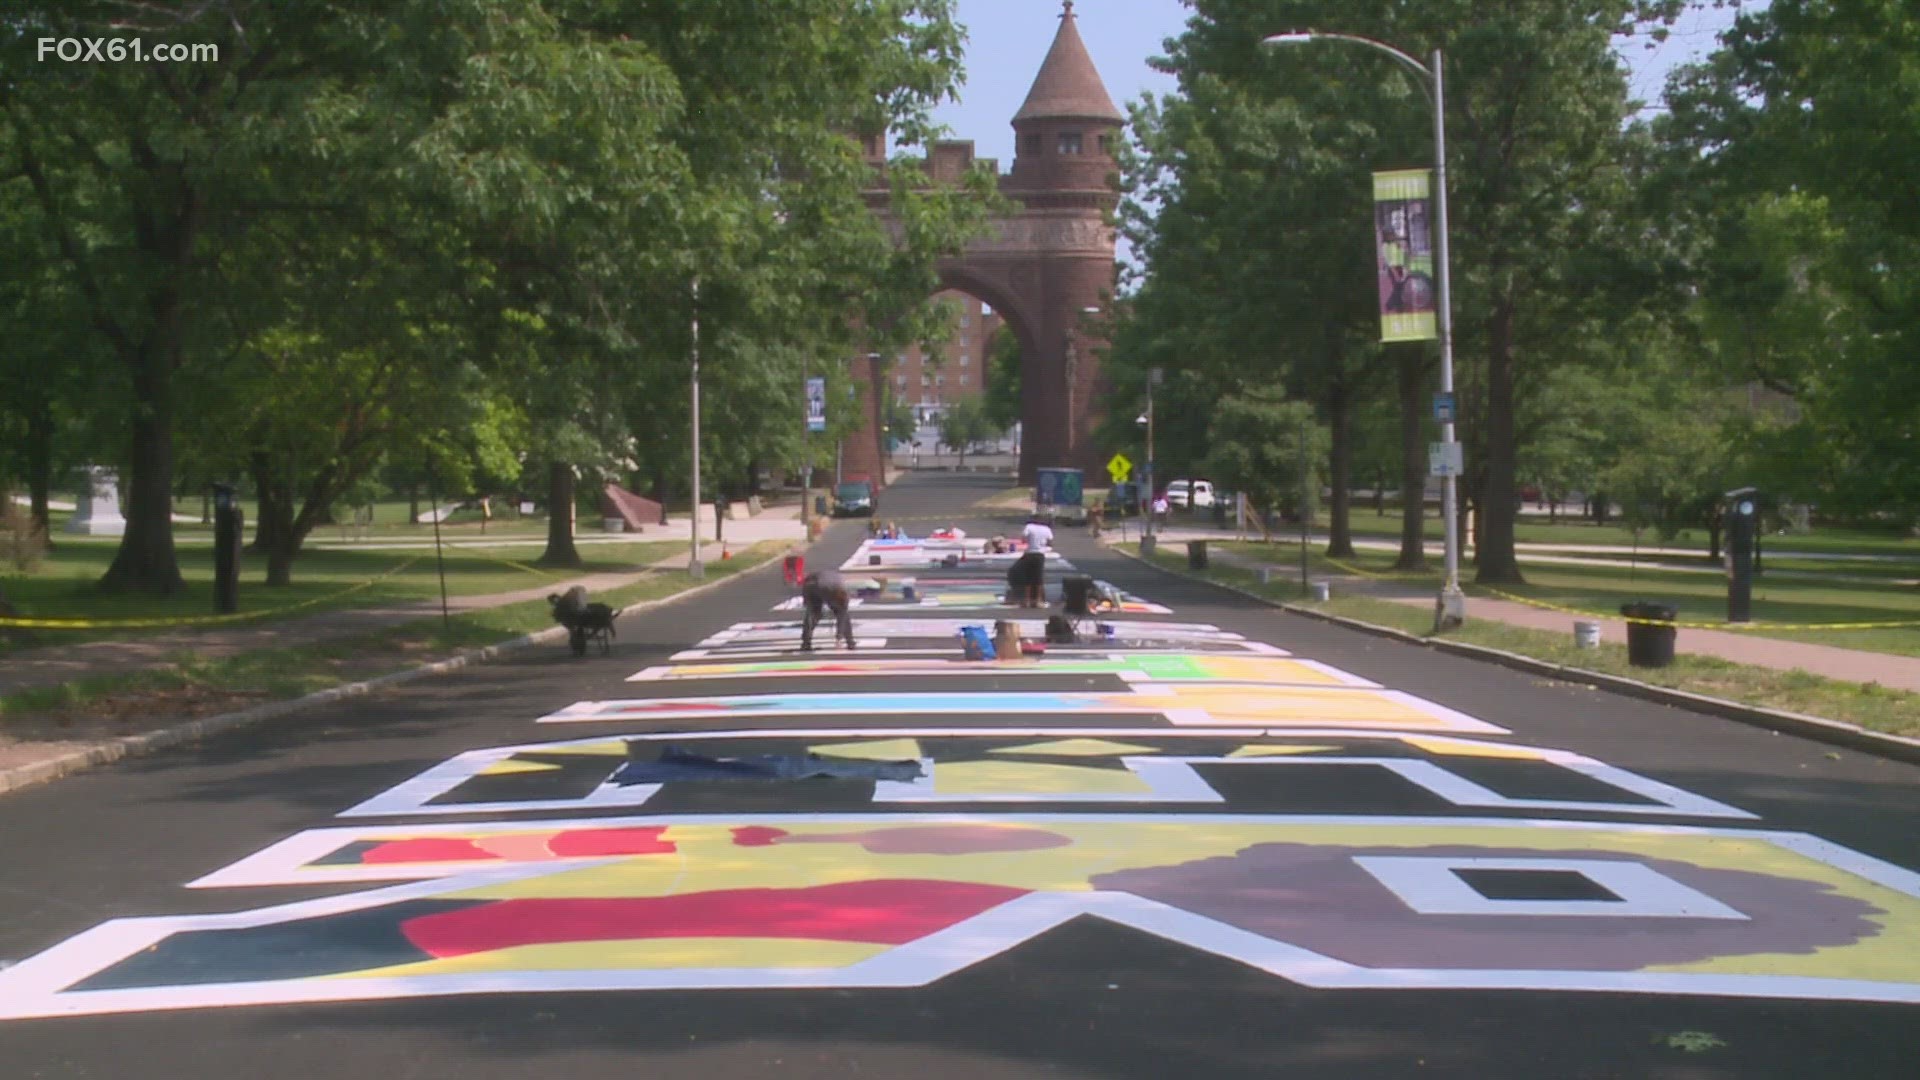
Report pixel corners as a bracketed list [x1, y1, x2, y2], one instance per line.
[1106, 453, 1133, 483]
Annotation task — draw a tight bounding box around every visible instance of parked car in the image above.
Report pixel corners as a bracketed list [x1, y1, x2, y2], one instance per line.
[832, 480, 876, 517]
[1165, 479, 1216, 510]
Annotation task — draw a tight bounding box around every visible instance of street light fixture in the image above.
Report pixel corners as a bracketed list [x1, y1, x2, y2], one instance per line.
[1261, 29, 1466, 630]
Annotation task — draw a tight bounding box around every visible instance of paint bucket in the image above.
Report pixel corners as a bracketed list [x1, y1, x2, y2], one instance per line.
[1096, 623, 1117, 641]
[1574, 620, 1601, 649]
[902, 580, 917, 601]
[1310, 581, 1331, 602]
[960, 625, 995, 661]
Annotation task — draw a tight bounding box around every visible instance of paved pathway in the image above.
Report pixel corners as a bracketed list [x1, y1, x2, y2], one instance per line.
[0, 542, 742, 695]
[1182, 541, 1920, 693]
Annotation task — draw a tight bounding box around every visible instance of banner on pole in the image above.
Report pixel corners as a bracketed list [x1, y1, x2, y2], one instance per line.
[1373, 169, 1438, 343]
[805, 376, 827, 433]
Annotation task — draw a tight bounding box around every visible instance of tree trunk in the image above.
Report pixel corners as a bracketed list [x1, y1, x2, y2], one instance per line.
[1548, 493, 1559, 525]
[1326, 377, 1355, 559]
[25, 404, 54, 547]
[262, 487, 299, 587]
[651, 471, 669, 526]
[1473, 297, 1524, 584]
[101, 354, 184, 594]
[1594, 491, 1609, 526]
[1373, 468, 1386, 517]
[1707, 522, 1722, 563]
[538, 461, 581, 567]
[407, 482, 420, 525]
[1393, 350, 1428, 570]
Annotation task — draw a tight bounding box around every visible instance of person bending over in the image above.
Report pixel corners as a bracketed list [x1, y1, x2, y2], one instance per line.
[800, 570, 855, 651]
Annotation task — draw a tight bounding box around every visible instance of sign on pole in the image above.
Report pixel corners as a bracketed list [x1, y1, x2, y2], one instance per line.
[1106, 452, 1133, 484]
[1428, 440, 1463, 477]
[805, 376, 827, 433]
[1432, 391, 1455, 423]
[1374, 170, 1439, 343]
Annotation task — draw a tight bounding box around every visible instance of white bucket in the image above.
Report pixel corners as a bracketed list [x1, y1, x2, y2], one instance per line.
[1258, 567, 1275, 585]
[1310, 581, 1331, 602]
[1574, 620, 1601, 649]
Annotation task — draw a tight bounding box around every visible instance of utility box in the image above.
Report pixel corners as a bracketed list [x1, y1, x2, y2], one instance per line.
[1724, 487, 1760, 623]
[212, 482, 243, 614]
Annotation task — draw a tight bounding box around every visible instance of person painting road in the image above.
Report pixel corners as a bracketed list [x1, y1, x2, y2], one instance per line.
[1007, 517, 1054, 609]
[800, 570, 855, 651]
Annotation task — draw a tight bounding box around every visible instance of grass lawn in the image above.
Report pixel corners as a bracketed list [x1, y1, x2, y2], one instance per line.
[1213, 538, 1920, 657]
[1, 543, 783, 733]
[1, 538, 678, 651]
[1333, 508, 1920, 558]
[1125, 543, 1920, 740]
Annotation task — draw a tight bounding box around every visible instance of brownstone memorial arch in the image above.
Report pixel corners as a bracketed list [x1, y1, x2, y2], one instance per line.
[841, 2, 1122, 486]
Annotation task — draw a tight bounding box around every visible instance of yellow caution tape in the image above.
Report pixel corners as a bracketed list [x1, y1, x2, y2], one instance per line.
[0, 556, 424, 630]
[1472, 584, 1920, 631]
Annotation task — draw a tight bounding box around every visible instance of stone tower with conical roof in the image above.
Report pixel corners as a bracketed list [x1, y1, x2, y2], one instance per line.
[998, 0, 1123, 478]
[842, 1, 1122, 484]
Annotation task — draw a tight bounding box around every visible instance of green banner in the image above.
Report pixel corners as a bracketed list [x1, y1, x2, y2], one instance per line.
[1373, 169, 1438, 343]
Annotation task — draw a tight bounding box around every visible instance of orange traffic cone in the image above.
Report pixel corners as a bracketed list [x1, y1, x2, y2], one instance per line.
[721, 544, 732, 560]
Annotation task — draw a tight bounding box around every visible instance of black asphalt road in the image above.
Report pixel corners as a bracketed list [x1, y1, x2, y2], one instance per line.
[1, 471, 1916, 1078]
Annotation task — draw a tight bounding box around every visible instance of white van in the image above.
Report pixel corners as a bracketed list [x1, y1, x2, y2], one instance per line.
[1166, 479, 1216, 510]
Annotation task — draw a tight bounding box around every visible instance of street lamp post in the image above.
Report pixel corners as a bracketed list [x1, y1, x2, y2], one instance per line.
[1262, 30, 1465, 630]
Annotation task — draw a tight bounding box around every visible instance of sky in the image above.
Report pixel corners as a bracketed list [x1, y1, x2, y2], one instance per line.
[924, 0, 1762, 169]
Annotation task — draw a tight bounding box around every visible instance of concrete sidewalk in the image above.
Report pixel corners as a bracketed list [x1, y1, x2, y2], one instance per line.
[0, 542, 744, 696]
[1143, 538, 1920, 695]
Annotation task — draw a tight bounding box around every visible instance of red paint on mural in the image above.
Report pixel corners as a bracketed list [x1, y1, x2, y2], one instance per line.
[401, 880, 1029, 958]
[360, 838, 499, 865]
[546, 827, 675, 857]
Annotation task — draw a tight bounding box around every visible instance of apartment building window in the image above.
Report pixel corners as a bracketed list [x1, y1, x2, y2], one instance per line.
[1058, 132, 1083, 155]
[960, 374, 969, 386]
[960, 354, 970, 366]
[936, 374, 945, 387]
[895, 374, 906, 387]
[921, 373, 930, 387]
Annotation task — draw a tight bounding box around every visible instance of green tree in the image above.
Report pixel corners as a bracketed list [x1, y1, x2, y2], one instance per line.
[981, 323, 1024, 432]
[939, 398, 995, 470]
[1204, 387, 1326, 542]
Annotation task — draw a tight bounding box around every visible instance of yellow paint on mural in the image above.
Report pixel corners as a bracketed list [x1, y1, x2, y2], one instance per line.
[541, 740, 633, 757]
[478, 760, 563, 776]
[1198, 658, 1354, 685]
[934, 761, 1154, 795]
[1130, 686, 1463, 728]
[1401, 736, 1546, 761]
[1226, 745, 1341, 758]
[809, 739, 925, 762]
[989, 739, 1161, 758]
[333, 937, 890, 980]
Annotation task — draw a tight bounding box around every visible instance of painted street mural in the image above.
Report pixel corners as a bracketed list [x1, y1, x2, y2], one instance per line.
[332, 728, 1755, 818]
[5, 549, 1920, 1022]
[5, 814, 1919, 1018]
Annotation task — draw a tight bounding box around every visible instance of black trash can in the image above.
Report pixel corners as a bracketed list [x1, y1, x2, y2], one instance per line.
[1188, 539, 1210, 570]
[815, 495, 828, 516]
[1620, 602, 1678, 667]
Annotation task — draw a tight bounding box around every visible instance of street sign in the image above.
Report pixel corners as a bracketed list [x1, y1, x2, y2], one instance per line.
[1106, 452, 1133, 483]
[1428, 441, 1463, 477]
[1433, 392, 1455, 423]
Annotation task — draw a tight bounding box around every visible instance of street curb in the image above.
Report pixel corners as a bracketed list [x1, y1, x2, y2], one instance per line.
[1108, 545, 1920, 768]
[0, 556, 779, 798]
